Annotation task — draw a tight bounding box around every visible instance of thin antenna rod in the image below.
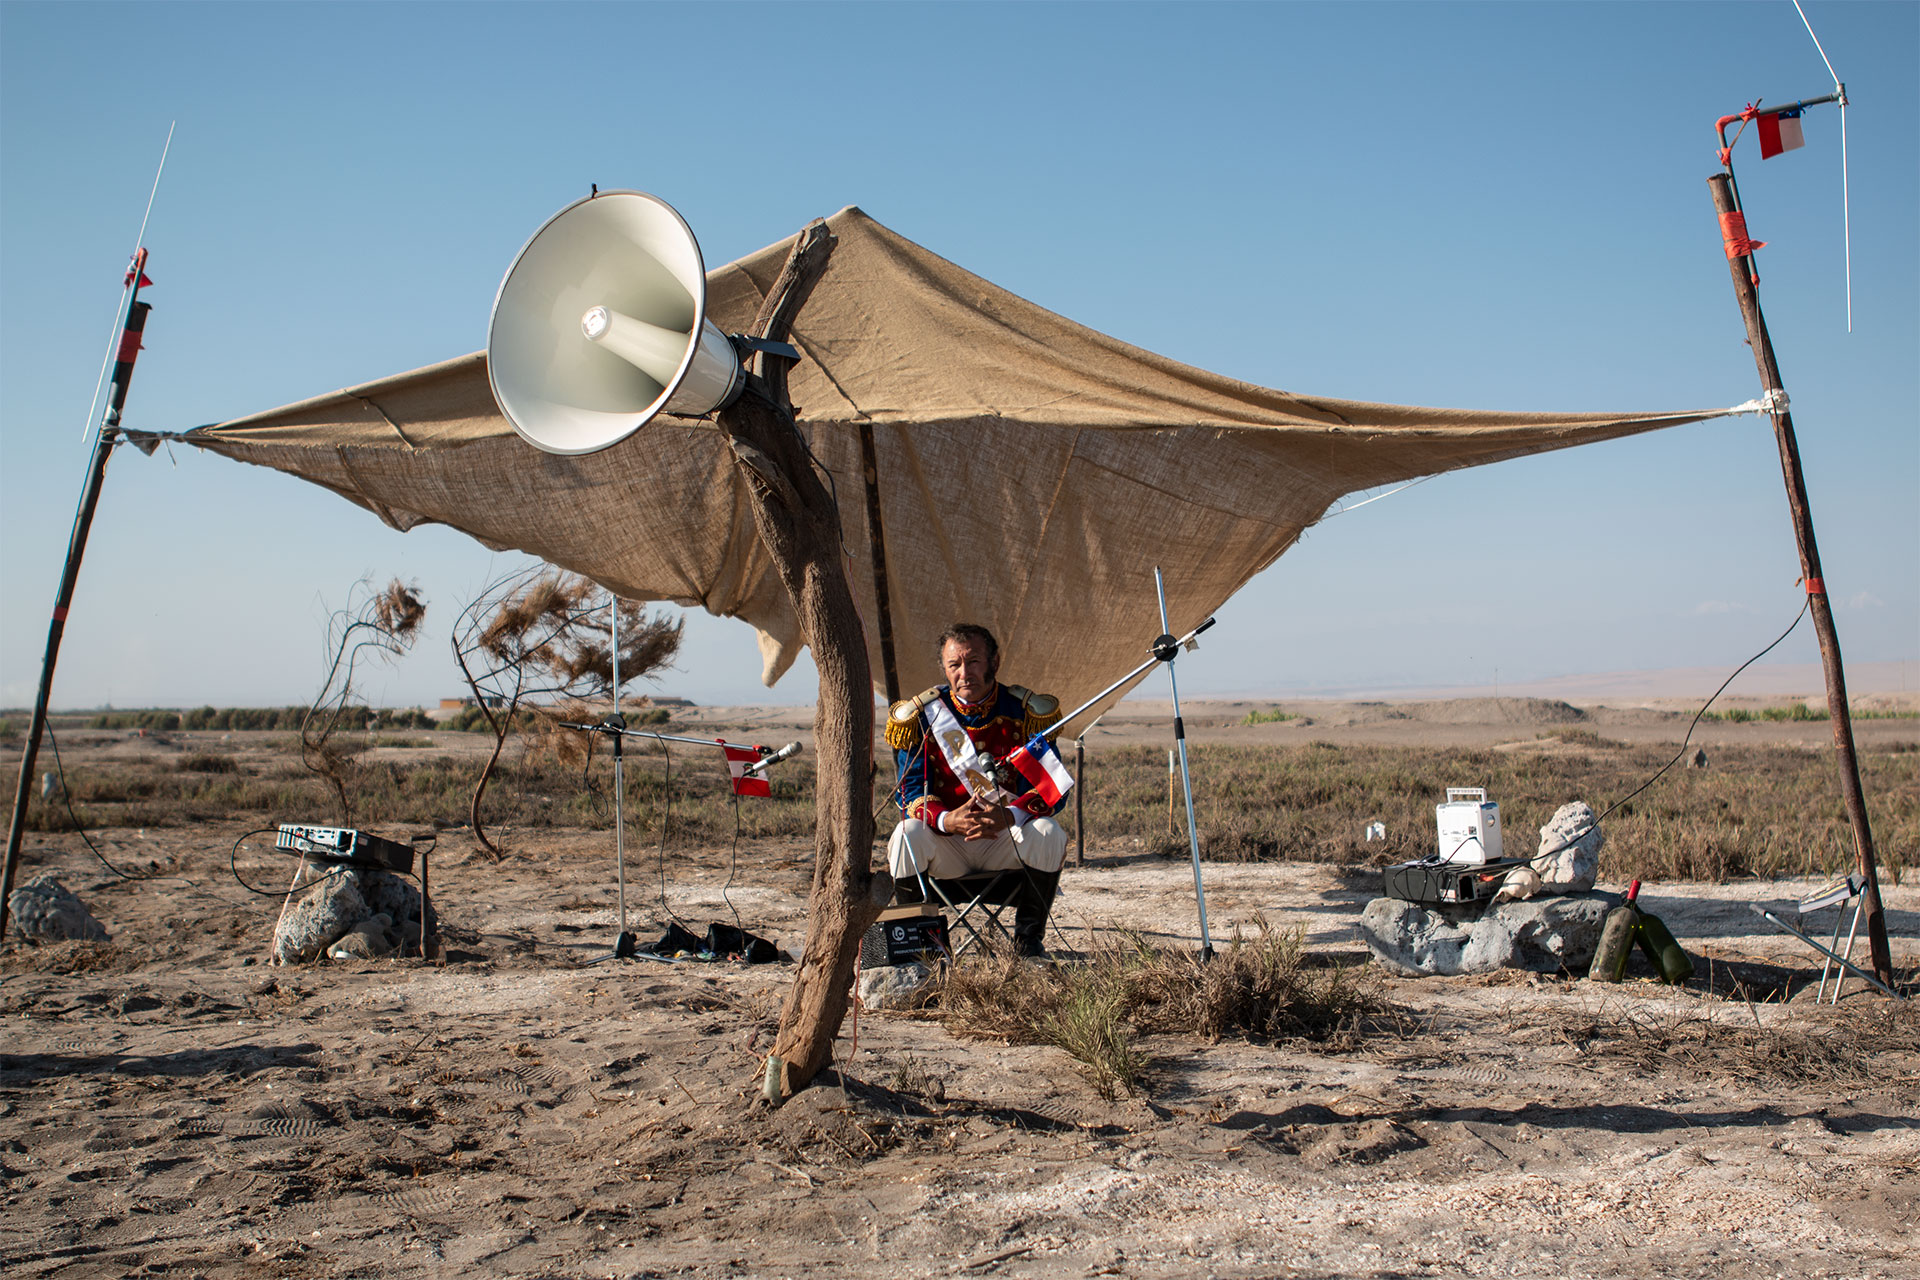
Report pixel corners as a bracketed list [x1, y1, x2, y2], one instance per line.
[1839, 99, 1852, 332]
[1792, 0, 1841, 85]
[83, 123, 175, 441]
[1791, 0, 1852, 331]
[134, 121, 175, 253]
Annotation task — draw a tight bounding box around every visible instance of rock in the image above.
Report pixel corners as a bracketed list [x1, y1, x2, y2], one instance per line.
[1534, 802, 1603, 890]
[1360, 893, 1614, 976]
[857, 962, 935, 1011]
[362, 870, 431, 944]
[272, 870, 369, 965]
[327, 918, 396, 960]
[1459, 893, 1613, 974]
[1357, 899, 1475, 977]
[7, 874, 108, 943]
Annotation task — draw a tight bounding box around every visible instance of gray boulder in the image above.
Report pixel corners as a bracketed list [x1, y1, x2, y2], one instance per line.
[7, 874, 108, 943]
[1459, 893, 1612, 974]
[1361, 892, 1614, 976]
[1534, 802, 1603, 890]
[857, 961, 935, 1011]
[272, 870, 369, 965]
[1357, 899, 1477, 977]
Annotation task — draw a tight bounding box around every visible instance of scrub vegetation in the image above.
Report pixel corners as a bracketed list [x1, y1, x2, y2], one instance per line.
[18, 730, 1916, 885]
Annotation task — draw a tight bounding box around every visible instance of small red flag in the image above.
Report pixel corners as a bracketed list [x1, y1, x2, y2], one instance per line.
[1757, 109, 1805, 160]
[719, 741, 772, 798]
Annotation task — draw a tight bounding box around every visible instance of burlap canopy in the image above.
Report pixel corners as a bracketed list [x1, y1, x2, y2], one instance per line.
[176, 207, 1729, 728]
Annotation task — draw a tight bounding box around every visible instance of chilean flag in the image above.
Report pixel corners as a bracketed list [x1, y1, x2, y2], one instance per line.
[719, 740, 772, 798]
[1004, 735, 1075, 806]
[1757, 108, 1805, 160]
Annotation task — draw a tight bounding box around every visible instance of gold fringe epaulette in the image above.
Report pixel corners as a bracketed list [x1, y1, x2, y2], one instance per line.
[885, 687, 941, 752]
[1007, 684, 1063, 738]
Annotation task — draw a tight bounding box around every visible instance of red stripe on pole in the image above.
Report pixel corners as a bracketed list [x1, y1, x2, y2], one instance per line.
[116, 328, 144, 362]
[1806, 577, 1825, 596]
[52, 606, 68, 622]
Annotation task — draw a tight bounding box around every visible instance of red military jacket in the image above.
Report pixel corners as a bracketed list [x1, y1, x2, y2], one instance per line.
[887, 682, 1062, 830]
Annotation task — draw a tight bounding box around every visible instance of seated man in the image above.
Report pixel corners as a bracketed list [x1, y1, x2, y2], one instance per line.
[885, 623, 1068, 957]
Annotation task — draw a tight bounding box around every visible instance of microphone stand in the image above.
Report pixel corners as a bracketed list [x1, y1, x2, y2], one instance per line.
[557, 649, 802, 964]
[597, 598, 636, 961]
[1030, 573, 1218, 959]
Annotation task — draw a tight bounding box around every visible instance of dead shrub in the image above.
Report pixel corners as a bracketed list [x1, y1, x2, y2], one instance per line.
[1548, 999, 1919, 1100]
[1127, 916, 1391, 1047]
[936, 919, 1396, 1100]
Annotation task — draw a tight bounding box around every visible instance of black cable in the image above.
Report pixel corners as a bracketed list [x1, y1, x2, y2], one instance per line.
[652, 738, 690, 927]
[1532, 598, 1812, 868]
[722, 789, 743, 932]
[41, 722, 190, 885]
[873, 735, 933, 826]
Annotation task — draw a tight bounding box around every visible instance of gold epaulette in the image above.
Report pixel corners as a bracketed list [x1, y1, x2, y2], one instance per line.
[884, 686, 941, 752]
[1007, 684, 1063, 738]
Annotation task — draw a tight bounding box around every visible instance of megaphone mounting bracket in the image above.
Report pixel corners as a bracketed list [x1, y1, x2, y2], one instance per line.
[730, 334, 801, 364]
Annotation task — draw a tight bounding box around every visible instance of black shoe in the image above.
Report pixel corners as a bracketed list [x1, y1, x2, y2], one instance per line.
[1015, 935, 1051, 961]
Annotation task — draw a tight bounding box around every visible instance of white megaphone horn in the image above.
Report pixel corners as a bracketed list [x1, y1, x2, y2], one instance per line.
[487, 189, 766, 456]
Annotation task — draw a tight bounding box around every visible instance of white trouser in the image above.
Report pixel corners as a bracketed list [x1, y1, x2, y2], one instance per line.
[887, 816, 1068, 880]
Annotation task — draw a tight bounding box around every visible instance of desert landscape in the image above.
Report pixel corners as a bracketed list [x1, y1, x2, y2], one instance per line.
[2, 689, 1916, 1279]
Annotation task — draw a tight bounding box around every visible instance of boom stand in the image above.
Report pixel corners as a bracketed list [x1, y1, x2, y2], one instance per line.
[1038, 574, 1218, 958]
[1155, 568, 1214, 960]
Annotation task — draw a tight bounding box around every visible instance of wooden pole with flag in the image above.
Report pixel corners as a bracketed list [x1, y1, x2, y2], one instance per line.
[1, 257, 153, 938]
[1707, 173, 1893, 990]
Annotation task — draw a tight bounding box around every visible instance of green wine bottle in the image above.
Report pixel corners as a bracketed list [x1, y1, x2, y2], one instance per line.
[1632, 897, 1693, 984]
[1589, 880, 1641, 982]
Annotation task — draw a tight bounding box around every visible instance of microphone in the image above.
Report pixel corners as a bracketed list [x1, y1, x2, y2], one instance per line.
[740, 741, 802, 778]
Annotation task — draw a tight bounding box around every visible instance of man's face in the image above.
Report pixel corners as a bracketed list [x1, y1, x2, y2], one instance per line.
[941, 637, 997, 705]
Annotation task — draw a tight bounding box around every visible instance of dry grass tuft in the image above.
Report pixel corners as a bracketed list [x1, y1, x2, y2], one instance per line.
[1549, 999, 1920, 1100]
[937, 920, 1397, 1100]
[1128, 915, 1395, 1047]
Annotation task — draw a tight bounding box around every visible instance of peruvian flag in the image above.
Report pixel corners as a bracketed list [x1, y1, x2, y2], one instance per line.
[1004, 735, 1075, 806]
[1757, 108, 1805, 160]
[719, 740, 772, 798]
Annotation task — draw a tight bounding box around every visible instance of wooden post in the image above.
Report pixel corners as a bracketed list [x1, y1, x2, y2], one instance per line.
[715, 221, 887, 1099]
[3, 288, 152, 939]
[1167, 749, 1176, 837]
[1074, 736, 1086, 867]
[1708, 174, 1894, 988]
[857, 423, 901, 704]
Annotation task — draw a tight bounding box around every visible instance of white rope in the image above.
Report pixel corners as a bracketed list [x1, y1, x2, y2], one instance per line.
[1319, 473, 1434, 520]
[1791, 0, 1851, 331]
[1324, 393, 1782, 518]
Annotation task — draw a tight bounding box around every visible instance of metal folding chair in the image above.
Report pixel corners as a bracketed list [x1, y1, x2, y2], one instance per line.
[1798, 875, 1869, 1003]
[1750, 873, 1901, 1001]
[898, 867, 1031, 958]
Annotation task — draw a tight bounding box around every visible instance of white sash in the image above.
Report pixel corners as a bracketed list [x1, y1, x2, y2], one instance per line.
[922, 694, 1015, 806]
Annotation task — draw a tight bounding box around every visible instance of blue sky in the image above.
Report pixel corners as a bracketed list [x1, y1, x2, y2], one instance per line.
[2, 1, 1914, 710]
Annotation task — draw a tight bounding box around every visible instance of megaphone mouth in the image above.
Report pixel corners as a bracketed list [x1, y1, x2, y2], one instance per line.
[486, 189, 742, 455]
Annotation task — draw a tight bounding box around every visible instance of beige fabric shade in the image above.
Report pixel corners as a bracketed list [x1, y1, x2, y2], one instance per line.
[178, 206, 1727, 728]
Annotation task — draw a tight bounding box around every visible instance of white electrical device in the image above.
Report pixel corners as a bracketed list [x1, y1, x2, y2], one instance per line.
[1435, 787, 1502, 865]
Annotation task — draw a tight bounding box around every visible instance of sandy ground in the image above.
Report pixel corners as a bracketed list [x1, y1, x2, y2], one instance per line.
[2, 701, 1916, 1280]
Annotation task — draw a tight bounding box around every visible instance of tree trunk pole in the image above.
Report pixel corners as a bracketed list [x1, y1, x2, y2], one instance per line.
[3, 291, 151, 939]
[715, 221, 887, 1098]
[1708, 174, 1893, 988]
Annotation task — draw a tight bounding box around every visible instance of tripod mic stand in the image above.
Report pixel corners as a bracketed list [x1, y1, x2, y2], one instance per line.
[1035, 569, 1217, 958]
